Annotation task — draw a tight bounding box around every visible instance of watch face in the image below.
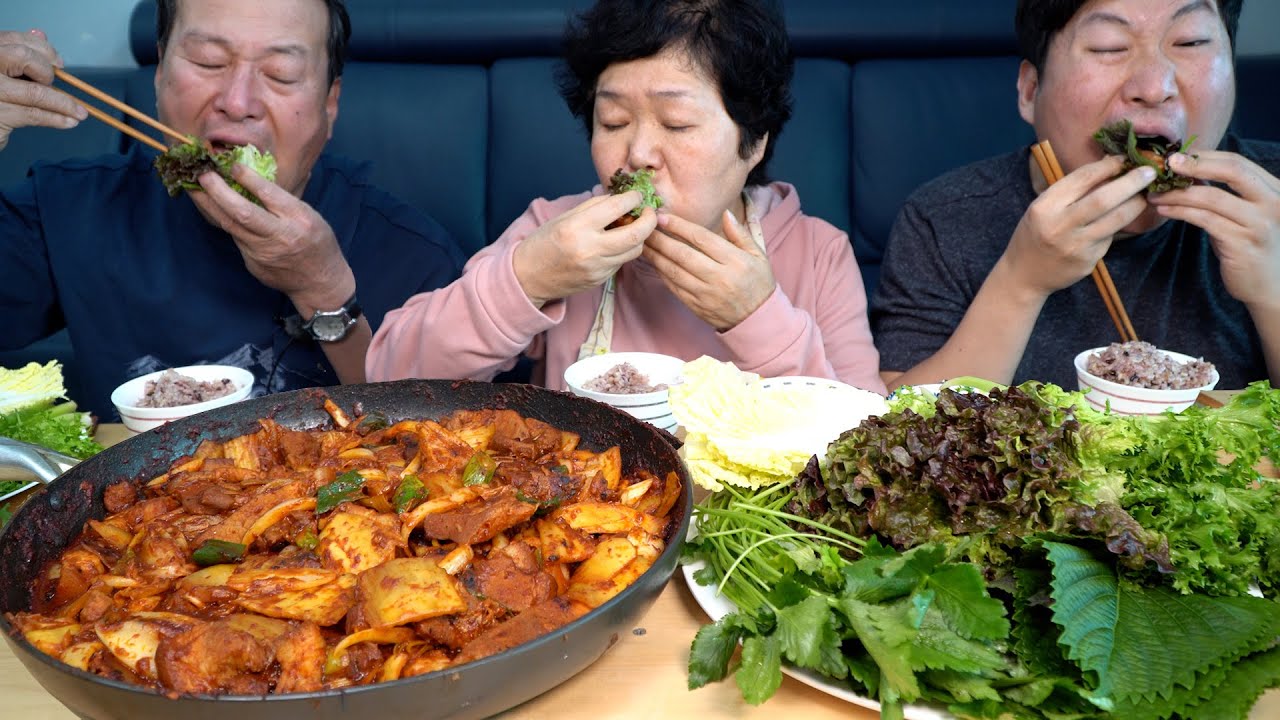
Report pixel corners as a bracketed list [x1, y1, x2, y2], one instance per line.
[310, 314, 348, 341]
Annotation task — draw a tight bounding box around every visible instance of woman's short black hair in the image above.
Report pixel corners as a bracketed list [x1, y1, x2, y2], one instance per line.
[558, 0, 794, 187]
[156, 0, 352, 86]
[1016, 0, 1244, 72]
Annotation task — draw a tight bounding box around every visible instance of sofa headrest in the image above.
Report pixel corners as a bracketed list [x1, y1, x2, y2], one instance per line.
[131, 0, 1019, 66]
[130, 0, 587, 66]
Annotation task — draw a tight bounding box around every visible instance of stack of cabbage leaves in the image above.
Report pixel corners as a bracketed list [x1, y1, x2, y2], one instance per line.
[686, 382, 1280, 720]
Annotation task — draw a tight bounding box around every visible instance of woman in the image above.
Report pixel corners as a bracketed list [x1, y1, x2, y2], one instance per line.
[366, 0, 885, 394]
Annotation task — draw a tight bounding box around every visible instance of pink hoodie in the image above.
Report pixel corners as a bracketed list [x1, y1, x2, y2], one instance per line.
[367, 182, 886, 395]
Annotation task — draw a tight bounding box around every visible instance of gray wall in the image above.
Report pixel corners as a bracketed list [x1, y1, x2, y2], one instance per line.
[1236, 0, 1279, 57]
[10, 0, 1280, 68]
[8, 0, 139, 68]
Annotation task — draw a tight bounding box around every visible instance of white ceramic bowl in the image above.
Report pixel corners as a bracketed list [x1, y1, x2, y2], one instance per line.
[111, 365, 255, 432]
[563, 352, 684, 432]
[1074, 347, 1219, 416]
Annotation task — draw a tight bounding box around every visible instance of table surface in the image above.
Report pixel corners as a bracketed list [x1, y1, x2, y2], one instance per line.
[4, 412, 1279, 719]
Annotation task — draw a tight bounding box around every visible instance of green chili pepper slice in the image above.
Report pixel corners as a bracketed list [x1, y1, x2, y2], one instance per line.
[316, 470, 366, 513]
[356, 411, 390, 433]
[294, 530, 319, 550]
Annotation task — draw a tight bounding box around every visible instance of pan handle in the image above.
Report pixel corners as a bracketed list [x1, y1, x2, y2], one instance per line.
[0, 437, 78, 484]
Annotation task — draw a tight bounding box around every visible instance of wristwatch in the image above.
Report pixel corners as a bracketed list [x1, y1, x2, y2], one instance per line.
[302, 293, 362, 342]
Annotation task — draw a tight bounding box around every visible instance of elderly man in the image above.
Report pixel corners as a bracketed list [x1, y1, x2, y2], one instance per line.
[872, 0, 1279, 390]
[0, 0, 463, 415]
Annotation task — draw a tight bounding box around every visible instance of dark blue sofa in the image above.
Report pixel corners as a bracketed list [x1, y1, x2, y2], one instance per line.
[3, 0, 1278, 405]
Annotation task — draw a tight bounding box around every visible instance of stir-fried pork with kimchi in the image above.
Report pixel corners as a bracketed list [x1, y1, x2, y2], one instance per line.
[9, 403, 681, 696]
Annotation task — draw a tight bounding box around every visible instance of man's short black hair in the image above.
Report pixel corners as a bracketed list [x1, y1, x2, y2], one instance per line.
[1016, 0, 1244, 71]
[156, 0, 351, 85]
[558, 0, 794, 187]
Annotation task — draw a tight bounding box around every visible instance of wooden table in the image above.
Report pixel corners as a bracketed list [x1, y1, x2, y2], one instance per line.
[3, 424, 1278, 719]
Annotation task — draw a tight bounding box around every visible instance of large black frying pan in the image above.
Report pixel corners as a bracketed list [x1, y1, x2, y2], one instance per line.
[0, 379, 692, 720]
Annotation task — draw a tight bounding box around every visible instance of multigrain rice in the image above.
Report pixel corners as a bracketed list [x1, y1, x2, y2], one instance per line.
[1085, 341, 1215, 390]
[583, 362, 666, 394]
[137, 369, 236, 408]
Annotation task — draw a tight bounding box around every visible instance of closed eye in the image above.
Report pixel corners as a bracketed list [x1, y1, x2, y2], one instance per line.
[1175, 38, 1211, 47]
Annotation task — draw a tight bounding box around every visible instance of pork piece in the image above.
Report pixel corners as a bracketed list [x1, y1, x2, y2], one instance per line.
[164, 466, 262, 515]
[257, 509, 317, 550]
[273, 426, 322, 470]
[195, 478, 314, 545]
[416, 420, 480, 475]
[419, 486, 537, 545]
[166, 514, 224, 546]
[32, 547, 106, 613]
[339, 641, 385, 685]
[453, 596, 588, 666]
[462, 542, 556, 612]
[114, 580, 177, 613]
[414, 594, 507, 651]
[79, 588, 115, 623]
[103, 482, 137, 513]
[88, 644, 154, 688]
[160, 582, 239, 618]
[489, 410, 564, 459]
[273, 621, 325, 694]
[133, 523, 195, 580]
[155, 620, 274, 695]
[113, 496, 180, 532]
[495, 459, 580, 506]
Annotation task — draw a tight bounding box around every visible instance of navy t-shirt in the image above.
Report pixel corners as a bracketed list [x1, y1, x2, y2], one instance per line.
[0, 145, 465, 417]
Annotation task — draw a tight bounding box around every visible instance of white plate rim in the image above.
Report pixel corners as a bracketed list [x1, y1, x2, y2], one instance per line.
[680, 556, 952, 720]
[0, 479, 38, 503]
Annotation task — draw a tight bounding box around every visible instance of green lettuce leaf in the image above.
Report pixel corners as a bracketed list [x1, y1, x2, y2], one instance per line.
[154, 138, 278, 204]
[607, 168, 664, 216]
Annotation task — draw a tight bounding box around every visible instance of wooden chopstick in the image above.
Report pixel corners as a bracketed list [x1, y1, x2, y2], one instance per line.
[1090, 254, 1138, 342]
[54, 67, 190, 146]
[1031, 140, 1140, 343]
[54, 87, 167, 153]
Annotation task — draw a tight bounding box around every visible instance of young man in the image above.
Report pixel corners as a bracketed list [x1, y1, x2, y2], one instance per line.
[0, 0, 464, 416]
[872, 0, 1279, 390]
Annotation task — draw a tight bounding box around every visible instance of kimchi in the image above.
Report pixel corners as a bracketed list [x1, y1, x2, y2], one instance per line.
[9, 405, 681, 696]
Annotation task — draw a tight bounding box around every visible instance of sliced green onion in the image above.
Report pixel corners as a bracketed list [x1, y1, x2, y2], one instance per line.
[192, 539, 247, 566]
[462, 451, 497, 486]
[394, 474, 428, 513]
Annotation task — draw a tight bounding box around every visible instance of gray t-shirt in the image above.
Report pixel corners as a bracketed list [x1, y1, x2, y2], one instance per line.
[871, 135, 1280, 389]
